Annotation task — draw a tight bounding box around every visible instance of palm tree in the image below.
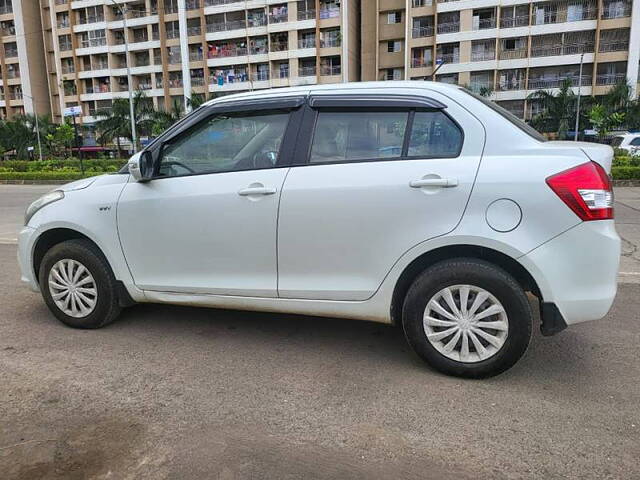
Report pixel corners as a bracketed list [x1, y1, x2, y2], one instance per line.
[150, 97, 184, 137]
[527, 78, 576, 139]
[94, 91, 154, 155]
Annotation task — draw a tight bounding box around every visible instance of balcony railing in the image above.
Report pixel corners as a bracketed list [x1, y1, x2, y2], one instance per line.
[0, 5, 13, 14]
[9, 92, 23, 100]
[208, 47, 248, 58]
[500, 15, 529, 28]
[319, 8, 340, 19]
[80, 15, 104, 25]
[189, 51, 203, 61]
[437, 22, 460, 34]
[80, 38, 107, 48]
[601, 5, 631, 18]
[471, 50, 495, 61]
[251, 72, 269, 82]
[168, 78, 183, 88]
[167, 29, 180, 39]
[248, 17, 267, 27]
[133, 34, 149, 43]
[528, 75, 591, 89]
[321, 65, 341, 76]
[269, 13, 288, 24]
[412, 26, 434, 38]
[270, 41, 288, 52]
[61, 64, 75, 74]
[205, 0, 242, 5]
[191, 77, 204, 86]
[93, 61, 109, 69]
[413, 0, 432, 5]
[275, 67, 289, 78]
[320, 37, 341, 48]
[186, 0, 200, 9]
[599, 41, 628, 53]
[57, 21, 70, 29]
[187, 26, 201, 36]
[4, 48, 17, 58]
[436, 53, 459, 64]
[299, 65, 316, 76]
[497, 79, 525, 91]
[596, 72, 626, 85]
[469, 82, 492, 93]
[534, 8, 597, 25]
[60, 42, 73, 51]
[207, 20, 246, 32]
[411, 58, 431, 68]
[250, 45, 268, 55]
[499, 48, 527, 60]
[138, 83, 152, 90]
[474, 18, 496, 30]
[298, 38, 316, 49]
[298, 9, 315, 20]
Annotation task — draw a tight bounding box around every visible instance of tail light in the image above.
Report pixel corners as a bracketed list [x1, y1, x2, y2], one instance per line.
[546, 161, 613, 221]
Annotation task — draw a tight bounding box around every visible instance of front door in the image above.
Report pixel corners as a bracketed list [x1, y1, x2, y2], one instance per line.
[117, 106, 297, 297]
[277, 92, 485, 301]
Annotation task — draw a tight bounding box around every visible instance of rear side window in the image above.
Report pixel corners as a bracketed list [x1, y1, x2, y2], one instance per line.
[309, 111, 408, 163]
[630, 138, 640, 146]
[408, 111, 462, 157]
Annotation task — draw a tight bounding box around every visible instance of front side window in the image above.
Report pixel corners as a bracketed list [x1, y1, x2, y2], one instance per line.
[309, 110, 408, 163]
[408, 111, 463, 157]
[158, 111, 289, 177]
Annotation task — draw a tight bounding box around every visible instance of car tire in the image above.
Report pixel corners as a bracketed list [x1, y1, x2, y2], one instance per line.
[402, 258, 532, 378]
[38, 239, 122, 329]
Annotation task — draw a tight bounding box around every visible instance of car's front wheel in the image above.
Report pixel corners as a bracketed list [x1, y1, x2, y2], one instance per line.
[402, 258, 532, 378]
[39, 239, 121, 329]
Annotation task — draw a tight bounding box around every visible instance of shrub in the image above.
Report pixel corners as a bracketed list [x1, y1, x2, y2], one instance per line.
[0, 158, 127, 173]
[611, 166, 640, 180]
[0, 171, 99, 181]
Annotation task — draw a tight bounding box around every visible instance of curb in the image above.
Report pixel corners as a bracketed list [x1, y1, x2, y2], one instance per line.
[613, 180, 640, 187]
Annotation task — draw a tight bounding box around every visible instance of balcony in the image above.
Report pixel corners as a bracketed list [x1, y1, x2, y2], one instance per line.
[80, 15, 105, 25]
[320, 37, 341, 48]
[250, 45, 268, 55]
[205, 0, 243, 5]
[93, 61, 109, 70]
[208, 47, 248, 58]
[80, 38, 107, 48]
[599, 41, 628, 53]
[207, 20, 246, 33]
[269, 13, 288, 24]
[474, 18, 496, 30]
[187, 26, 201, 36]
[4, 48, 17, 58]
[191, 77, 205, 86]
[601, 3, 631, 18]
[186, 0, 200, 9]
[500, 15, 529, 28]
[270, 41, 288, 52]
[533, 3, 597, 25]
[298, 38, 316, 49]
[321, 65, 341, 76]
[499, 48, 527, 60]
[437, 53, 459, 64]
[9, 92, 23, 100]
[299, 65, 316, 76]
[60, 42, 73, 52]
[497, 78, 525, 91]
[189, 51, 203, 61]
[528, 75, 591, 89]
[248, 17, 267, 27]
[57, 20, 70, 29]
[596, 72, 626, 85]
[61, 64, 75, 74]
[471, 50, 495, 61]
[251, 72, 269, 82]
[411, 58, 431, 68]
[0, 5, 13, 14]
[412, 26, 434, 38]
[319, 8, 340, 19]
[167, 29, 180, 39]
[437, 22, 459, 34]
[168, 78, 183, 88]
[298, 9, 316, 21]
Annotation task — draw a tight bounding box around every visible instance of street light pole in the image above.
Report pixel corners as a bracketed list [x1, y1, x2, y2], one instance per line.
[574, 52, 584, 142]
[24, 93, 43, 162]
[109, 0, 137, 153]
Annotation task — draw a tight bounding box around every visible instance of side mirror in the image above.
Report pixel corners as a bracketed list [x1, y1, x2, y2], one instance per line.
[128, 151, 154, 182]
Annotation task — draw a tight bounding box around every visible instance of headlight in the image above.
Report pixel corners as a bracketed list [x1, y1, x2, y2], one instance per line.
[25, 190, 64, 225]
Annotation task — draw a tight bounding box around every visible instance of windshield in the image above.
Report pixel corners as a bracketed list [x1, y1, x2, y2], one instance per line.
[460, 88, 547, 142]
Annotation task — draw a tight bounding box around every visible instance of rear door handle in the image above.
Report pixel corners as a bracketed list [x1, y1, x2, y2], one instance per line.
[238, 186, 277, 196]
[409, 178, 458, 188]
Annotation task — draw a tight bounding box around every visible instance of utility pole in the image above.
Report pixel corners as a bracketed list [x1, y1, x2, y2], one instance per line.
[574, 52, 584, 141]
[24, 93, 43, 161]
[109, 0, 137, 153]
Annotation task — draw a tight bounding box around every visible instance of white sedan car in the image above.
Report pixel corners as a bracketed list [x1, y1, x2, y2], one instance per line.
[18, 82, 620, 378]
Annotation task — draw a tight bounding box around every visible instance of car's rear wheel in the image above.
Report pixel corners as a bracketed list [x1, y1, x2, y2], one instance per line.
[402, 258, 532, 378]
[39, 239, 121, 329]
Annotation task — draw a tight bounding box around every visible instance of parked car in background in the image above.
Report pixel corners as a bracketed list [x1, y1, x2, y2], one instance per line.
[611, 133, 640, 154]
[18, 82, 620, 378]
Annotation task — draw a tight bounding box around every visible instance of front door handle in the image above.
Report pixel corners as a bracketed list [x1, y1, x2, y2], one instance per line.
[238, 186, 277, 196]
[409, 178, 458, 188]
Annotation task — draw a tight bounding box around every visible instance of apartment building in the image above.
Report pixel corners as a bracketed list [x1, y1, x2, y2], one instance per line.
[39, 0, 359, 128]
[0, 0, 50, 119]
[362, 0, 640, 119]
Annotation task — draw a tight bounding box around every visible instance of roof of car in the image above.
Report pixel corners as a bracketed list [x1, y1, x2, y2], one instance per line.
[203, 81, 461, 107]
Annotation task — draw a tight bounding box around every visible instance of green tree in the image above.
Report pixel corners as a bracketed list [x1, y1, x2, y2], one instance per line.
[45, 122, 75, 157]
[94, 91, 154, 154]
[151, 97, 184, 137]
[527, 78, 577, 139]
[589, 104, 625, 140]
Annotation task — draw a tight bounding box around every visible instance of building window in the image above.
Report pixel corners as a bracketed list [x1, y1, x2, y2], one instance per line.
[387, 11, 402, 24]
[388, 40, 402, 53]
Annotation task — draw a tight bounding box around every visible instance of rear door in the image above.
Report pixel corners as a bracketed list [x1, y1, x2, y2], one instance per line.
[277, 92, 485, 301]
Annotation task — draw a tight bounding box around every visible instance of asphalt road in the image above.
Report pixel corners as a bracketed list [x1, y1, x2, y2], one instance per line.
[1, 184, 639, 479]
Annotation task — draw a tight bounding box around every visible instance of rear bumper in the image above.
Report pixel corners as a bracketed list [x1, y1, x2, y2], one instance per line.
[520, 220, 620, 327]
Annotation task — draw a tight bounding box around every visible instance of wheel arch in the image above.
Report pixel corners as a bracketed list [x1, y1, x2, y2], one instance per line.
[390, 244, 541, 326]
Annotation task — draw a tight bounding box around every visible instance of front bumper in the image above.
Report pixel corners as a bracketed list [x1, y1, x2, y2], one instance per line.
[17, 226, 40, 292]
[520, 220, 620, 326]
